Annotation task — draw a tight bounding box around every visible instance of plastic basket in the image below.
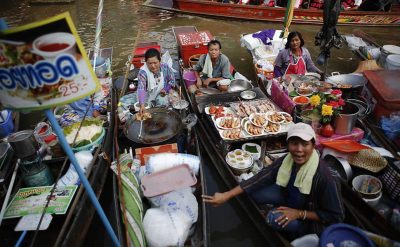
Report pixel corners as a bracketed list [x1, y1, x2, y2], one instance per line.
[379, 157, 400, 203]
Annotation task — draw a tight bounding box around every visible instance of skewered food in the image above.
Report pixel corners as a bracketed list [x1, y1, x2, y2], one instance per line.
[136, 112, 152, 121]
[222, 129, 241, 139]
[250, 113, 267, 127]
[267, 111, 285, 123]
[218, 117, 240, 129]
[246, 123, 263, 136]
[264, 122, 280, 133]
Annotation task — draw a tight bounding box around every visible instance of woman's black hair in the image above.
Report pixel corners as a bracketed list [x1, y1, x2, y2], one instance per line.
[285, 31, 305, 49]
[144, 48, 161, 61]
[208, 40, 222, 49]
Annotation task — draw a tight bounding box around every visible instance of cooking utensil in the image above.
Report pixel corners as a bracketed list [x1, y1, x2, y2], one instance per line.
[240, 90, 256, 100]
[124, 108, 183, 144]
[198, 87, 221, 95]
[228, 79, 253, 92]
[7, 130, 39, 159]
[321, 140, 370, 153]
[326, 72, 367, 88]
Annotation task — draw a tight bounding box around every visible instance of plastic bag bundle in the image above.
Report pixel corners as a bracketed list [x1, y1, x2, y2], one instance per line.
[380, 112, 400, 140]
[145, 153, 200, 175]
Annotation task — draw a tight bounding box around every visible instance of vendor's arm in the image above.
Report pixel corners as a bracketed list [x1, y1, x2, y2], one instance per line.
[161, 63, 176, 93]
[303, 48, 322, 74]
[137, 69, 147, 114]
[203, 158, 282, 207]
[314, 165, 345, 224]
[193, 55, 206, 87]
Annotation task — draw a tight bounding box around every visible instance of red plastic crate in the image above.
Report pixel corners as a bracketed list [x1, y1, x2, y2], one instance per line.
[177, 31, 213, 67]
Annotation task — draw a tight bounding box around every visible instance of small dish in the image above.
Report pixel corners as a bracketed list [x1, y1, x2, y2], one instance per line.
[242, 143, 261, 160]
[240, 90, 256, 100]
[296, 89, 313, 97]
[293, 95, 310, 106]
[249, 113, 268, 127]
[215, 117, 241, 130]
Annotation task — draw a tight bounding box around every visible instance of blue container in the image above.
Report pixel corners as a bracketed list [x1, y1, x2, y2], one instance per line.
[0, 110, 14, 138]
[320, 223, 375, 247]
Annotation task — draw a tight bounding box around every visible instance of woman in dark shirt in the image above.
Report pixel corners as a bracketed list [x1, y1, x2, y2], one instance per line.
[203, 123, 344, 237]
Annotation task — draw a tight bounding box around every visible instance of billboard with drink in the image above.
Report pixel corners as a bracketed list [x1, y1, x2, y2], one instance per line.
[0, 12, 100, 111]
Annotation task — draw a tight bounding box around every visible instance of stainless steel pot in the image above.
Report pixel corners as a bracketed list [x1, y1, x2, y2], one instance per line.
[334, 101, 360, 135]
[7, 130, 39, 159]
[228, 79, 253, 92]
[326, 72, 367, 88]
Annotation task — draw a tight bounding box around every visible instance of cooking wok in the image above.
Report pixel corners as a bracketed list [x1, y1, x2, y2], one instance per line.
[228, 79, 253, 92]
[326, 72, 367, 89]
[124, 108, 183, 144]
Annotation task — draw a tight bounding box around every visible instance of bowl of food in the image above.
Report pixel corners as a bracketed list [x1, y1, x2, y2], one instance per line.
[317, 82, 333, 93]
[352, 174, 382, 200]
[240, 90, 256, 100]
[242, 143, 261, 160]
[266, 111, 285, 124]
[63, 118, 105, 152]
[249, 113, 268, 127]
[226, 149, 253, 175]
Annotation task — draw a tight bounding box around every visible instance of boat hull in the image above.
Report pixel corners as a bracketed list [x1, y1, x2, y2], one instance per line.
[144, 0, 400, 27]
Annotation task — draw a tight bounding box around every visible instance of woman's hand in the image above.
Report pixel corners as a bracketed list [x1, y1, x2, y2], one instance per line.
[202, 192, 229, 207]
[203, 78, 213, 87]
[196, 78, 203, 88]
[139, 104, 146, 116]
[273, 206, 301, 228]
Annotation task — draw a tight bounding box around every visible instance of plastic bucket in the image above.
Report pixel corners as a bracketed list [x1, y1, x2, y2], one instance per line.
[183, 70, 197, 87]
[0, 110, 14, 139]
[386, 54, 400, 70]
[334, 101, 360, 135]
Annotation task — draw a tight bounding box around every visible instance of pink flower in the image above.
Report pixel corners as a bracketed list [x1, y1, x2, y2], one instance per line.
[338, 98, 345, 106]
[326, 101, 340, 108]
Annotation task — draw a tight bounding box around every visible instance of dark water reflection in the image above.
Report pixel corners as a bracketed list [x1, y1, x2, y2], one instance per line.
[1, 0, 399, 81]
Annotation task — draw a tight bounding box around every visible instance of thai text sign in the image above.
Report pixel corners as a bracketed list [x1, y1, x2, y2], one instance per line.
[0, 12, 100, 111]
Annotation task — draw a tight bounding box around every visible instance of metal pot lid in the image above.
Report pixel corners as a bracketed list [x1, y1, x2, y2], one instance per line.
[124, 108, 183, 144]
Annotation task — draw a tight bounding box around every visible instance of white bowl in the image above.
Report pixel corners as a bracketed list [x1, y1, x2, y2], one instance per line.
[242, 143, 261, 160]
[32, 32, 76, 60]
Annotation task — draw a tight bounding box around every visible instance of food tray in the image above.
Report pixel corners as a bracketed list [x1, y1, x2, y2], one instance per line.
[320, 140, 370, 153]
[140, 164, 197, 197]
[230, 99, 276, 118]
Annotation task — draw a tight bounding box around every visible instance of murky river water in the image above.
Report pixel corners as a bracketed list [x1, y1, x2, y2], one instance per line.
[1, 1, 400, 246]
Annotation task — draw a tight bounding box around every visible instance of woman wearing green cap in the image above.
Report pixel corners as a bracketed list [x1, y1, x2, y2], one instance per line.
[203, 123, 344, 238]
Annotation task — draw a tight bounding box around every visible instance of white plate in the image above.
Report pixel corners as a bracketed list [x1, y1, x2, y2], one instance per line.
[264, 122, 281, 134]
[266, 111, 285, 124]
[219, 129, 243, 140]
[279, 112, 293, 124]
[296, 89, 313, 97]
[204, 106, 228, 115]
[215, 117, 241, 130]
[244, 122, 265, 136]
[249, 113, 268, 127]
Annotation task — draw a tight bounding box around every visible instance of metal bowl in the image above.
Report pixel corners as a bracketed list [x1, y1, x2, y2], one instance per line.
[240, 90, 256, 100]
[228, 79, 253, 92]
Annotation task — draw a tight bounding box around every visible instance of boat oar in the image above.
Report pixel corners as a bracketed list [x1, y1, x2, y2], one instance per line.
[0, 159, 20, 226]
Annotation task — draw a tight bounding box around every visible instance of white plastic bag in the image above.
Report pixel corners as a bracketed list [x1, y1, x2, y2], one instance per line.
[145, 153, 200, 175]
[143, 208, 191, 247]
[161, 50, 177, 73]
[56, 151, 93, 186]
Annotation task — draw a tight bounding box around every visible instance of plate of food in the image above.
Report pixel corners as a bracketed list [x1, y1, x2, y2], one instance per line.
[215, 117, 241, 129]
[205, 105, 226, 115]
[220, 129, 243, 140]
[280, 112, 293, 124]
[264, 122, 281, 134]
[244, 122, 264, 136]
[266, 111, 285, 124]
[249, 113, 268, 127]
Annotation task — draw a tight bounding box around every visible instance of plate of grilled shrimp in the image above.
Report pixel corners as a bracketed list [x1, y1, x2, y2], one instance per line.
[266, 111, 286, 124]
[244, 122, 264, 136]
[249, 113, 268, 127]
[264, 121, 281, 134]
[220, 129, 243, 140]
[215, 116, 241, 129]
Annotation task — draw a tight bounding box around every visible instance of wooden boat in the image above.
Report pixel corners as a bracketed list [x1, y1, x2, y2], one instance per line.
[0, 48, 114, 246]
[108, 43, 209, 246]
[172, 25, 400, 244]
[144, 0, 400, 27]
